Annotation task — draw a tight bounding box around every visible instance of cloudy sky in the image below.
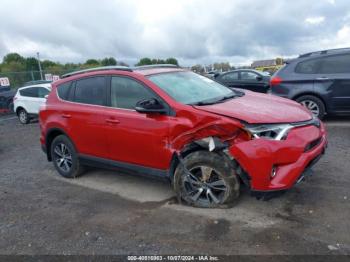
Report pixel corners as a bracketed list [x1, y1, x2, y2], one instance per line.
[1, 0, 350, 66]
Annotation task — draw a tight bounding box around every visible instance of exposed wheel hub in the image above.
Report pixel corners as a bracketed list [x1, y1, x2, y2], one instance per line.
[182, 165, 227, 205]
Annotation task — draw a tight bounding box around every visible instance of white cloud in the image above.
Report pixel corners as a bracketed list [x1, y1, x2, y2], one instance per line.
[0, 0, 349, 66]
[305, 16, 325, 25]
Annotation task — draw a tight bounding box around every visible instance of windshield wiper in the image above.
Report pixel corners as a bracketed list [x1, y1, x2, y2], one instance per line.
[190, 92, 239, 106]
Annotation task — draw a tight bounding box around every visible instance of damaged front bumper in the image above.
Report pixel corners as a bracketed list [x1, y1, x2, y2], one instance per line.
[229, 122, 327, 192]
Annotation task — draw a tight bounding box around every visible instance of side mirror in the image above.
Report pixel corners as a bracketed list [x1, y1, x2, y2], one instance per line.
[135, 98, 167, 114]
[256, 75, 263, 81]
[44, 95, 49, 99]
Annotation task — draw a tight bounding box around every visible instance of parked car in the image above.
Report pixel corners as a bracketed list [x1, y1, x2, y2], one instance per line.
[270, 47, 350, 119]
[14, 83, 51, 124]
[215, 69, 271, 93]
[23, 80, 52, 86]
[39, 65, 327, 208]
[0, 86, 16, 112]
[205, 71, 220, 79]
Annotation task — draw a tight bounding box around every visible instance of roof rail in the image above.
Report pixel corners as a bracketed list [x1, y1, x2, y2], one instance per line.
[61, 66, 133, 78]
[133, 64, 179, 70]
[299, 47, 350, 58]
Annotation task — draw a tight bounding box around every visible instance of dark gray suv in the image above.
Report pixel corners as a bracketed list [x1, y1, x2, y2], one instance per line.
[270, 48, 350, 119]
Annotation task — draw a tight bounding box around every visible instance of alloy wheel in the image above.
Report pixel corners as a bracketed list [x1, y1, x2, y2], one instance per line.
[19, 111, 27, 123]
[54, 143, 73, 173]
[300, 100, 320, 116]
[182, 165, 228, 205]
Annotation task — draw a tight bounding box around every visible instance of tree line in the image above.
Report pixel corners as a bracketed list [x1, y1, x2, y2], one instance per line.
[0, 53, 179, 87]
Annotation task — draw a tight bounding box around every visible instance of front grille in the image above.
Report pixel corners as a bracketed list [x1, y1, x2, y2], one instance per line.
[304, 137, 322, 152]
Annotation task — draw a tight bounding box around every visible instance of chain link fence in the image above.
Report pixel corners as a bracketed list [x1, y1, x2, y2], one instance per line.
[0, 69, 79, 113]
[0, 69, 77, 89]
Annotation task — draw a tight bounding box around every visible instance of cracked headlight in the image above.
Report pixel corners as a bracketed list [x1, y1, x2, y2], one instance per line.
[244, 124, 294, 140]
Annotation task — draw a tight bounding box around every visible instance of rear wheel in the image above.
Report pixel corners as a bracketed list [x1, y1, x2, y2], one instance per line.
[296, 95, 325, 119]
[51, 135, 85, 178]
[18, 109, 29, 124]
[173, 151, 240, 208]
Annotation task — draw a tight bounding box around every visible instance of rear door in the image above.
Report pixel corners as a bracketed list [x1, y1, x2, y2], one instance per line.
[63, 76, 110, 159]
[239, 71, 268, 92]
[19, 87, 39, 114]
[317, 54, 350, 112]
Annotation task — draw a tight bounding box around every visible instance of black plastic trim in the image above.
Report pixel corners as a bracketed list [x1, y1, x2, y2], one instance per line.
[79, 154, 170, 181]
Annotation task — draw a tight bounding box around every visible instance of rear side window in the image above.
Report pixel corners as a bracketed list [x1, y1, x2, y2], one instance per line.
[74, 77, 106, 106]
[241, 71, 258, 81]
[221, 72, 239, 80]
[57, 82, 71, 100]
[110, 76, 154, 110]
[319, 54, 350, 74]
[20, 87, 38, 97]
[295, 58, 321, 74]
[38, 87, 50, 98]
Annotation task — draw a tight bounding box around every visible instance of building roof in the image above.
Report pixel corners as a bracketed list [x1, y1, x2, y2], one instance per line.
[251, 59, 276, 68]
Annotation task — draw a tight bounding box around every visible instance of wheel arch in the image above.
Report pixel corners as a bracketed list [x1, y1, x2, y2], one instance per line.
[292, 92, 328, 112]
[15, 106, 25, 115]
[45, 128, 75, 161]
[168, 142, 205, 181]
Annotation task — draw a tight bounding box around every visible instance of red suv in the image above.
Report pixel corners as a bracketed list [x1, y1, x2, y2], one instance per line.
[39, 65, 327, 208]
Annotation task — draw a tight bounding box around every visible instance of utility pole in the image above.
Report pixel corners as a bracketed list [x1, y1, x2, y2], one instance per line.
[36, 52, 43, 80]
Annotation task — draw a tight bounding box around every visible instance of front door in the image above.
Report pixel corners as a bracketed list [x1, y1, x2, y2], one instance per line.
[239, 71, 266, 92]
[105, 76, 171, 170]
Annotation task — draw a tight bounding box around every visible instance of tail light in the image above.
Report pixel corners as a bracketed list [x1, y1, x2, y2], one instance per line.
[270, 76, 282, 86]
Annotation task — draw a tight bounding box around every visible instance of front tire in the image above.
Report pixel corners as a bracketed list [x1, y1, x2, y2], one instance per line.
[18, 109, 30, 124]
[296, 95, 325, 119]
[51, 135, 85, 178]
[173, 151, 240, 208]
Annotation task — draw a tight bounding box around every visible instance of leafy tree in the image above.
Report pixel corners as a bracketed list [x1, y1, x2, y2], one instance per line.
[136, 57, 152, 66]
[276, 57, 283, 65]
[85, 59, 99, 65]
[25, 57, 40, 71]
[42, 60, 57, 68]
[165, 57, 178, 65]
[213, 62, 231, 72]
[191, 64, 204, 74]
[3, 53, 25, 64]
[101, 57, 117, 66]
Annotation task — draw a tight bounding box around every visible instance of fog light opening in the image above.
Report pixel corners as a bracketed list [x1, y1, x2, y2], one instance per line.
[271, 166, 277, 179]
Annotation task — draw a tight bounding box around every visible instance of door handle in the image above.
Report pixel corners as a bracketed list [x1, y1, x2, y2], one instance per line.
[316, 77, 330, 80]
[106, 119, 120, 124]
[61, 114, 71, 118]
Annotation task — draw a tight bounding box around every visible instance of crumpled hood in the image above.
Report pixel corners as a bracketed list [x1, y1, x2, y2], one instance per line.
[194, 90, 313, 124]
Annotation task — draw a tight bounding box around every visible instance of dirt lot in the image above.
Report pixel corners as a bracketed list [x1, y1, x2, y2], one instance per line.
[0, 114, 349, 255]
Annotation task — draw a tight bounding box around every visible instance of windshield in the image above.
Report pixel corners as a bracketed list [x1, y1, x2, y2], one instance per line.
[148, 71, 236, 105]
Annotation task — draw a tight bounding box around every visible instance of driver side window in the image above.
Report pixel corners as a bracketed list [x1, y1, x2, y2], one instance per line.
[111, 77, 155, 110]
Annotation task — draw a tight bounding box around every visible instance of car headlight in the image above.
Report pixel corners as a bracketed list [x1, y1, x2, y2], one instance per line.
[244, 124, 294, 140]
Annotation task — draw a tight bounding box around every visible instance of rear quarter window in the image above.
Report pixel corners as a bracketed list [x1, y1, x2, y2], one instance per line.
[295, 58, 321, 74]
[19, 87, 38, 97]
[57, 82, 72, 100]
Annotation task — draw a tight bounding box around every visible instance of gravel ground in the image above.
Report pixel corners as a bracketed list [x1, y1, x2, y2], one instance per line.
[0, 115, 349, 255]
